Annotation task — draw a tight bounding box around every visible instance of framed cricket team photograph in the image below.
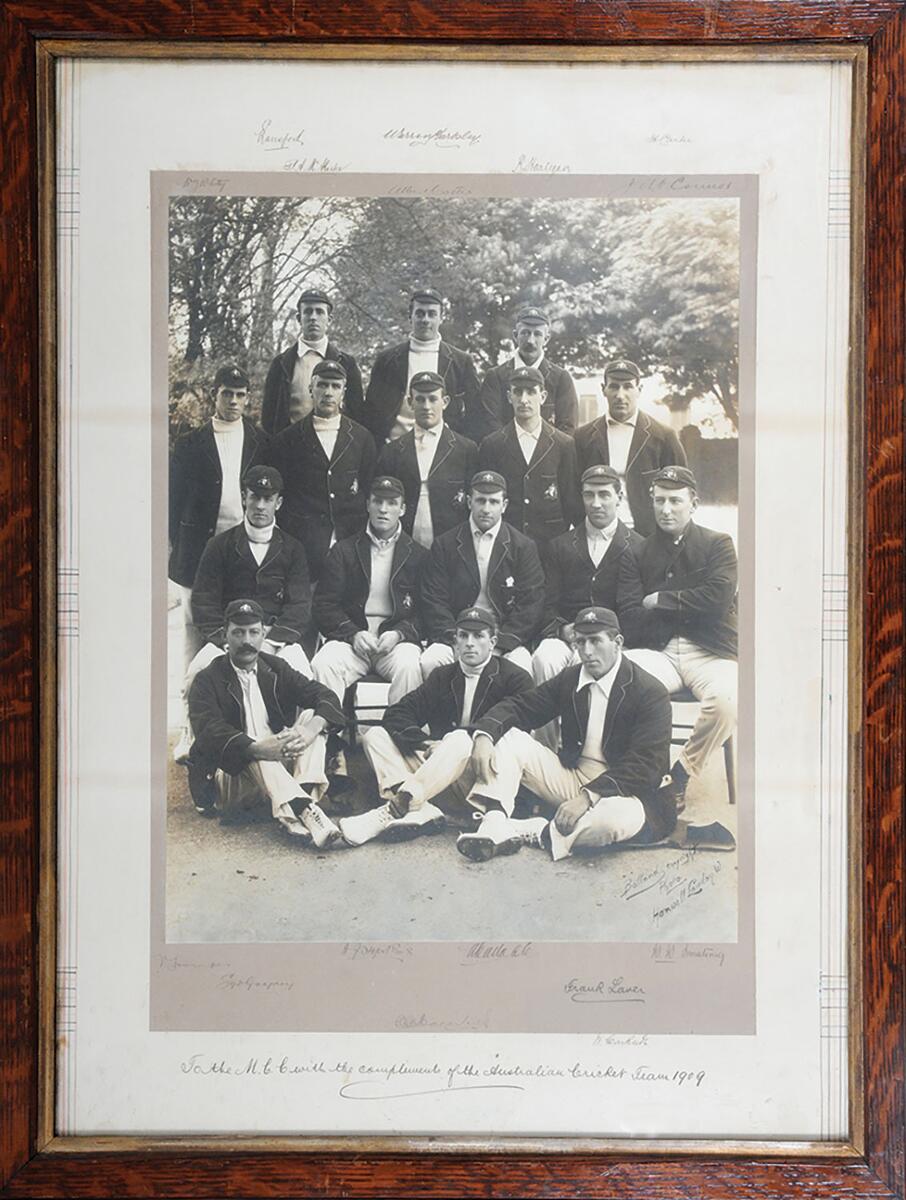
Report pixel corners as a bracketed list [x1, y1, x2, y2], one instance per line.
[1, 5, 904, 1199]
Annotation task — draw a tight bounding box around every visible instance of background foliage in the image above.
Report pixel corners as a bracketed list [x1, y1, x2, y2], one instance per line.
[168, 194, 739, 435]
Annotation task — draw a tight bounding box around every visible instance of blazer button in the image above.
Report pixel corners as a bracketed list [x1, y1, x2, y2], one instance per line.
[666, 571, 673, 579]
[329, 492, 335, 499]
[524, 497, 530, 504]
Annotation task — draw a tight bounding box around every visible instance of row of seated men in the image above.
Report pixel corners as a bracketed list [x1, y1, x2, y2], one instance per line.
[169, 287, 688, 605]
[177, 458, 737, 856]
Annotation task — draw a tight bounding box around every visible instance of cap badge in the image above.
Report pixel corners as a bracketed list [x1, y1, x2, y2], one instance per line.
[504, 576, 514, 588]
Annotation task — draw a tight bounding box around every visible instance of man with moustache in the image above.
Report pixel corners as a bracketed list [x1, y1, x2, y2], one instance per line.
[261, 288, 364, 434]
[271, 358, 376, 582]
[477, 365, 581, 546]
[186, 599, 346, 846]
[455, 607, 681, 862]
[311, 476, 426, 708]
[360, 287, 480, 444]
[575, 359, 687, 537]
[375, 370, 478, 549]
[339, 607, 535, 846]
[419, 471, 544, 679]
[173, 465, 315, 765]
[169, 364, 270, 651]
[618, 465, 738, 811]
[472, 305, 579, 442]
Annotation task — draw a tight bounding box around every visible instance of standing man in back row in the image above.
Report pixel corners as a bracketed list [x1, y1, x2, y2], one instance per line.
[169, 364, 270, 658]
[360, 287, 480, 444]
[261, 288, 364, 434]
[575, 359, 686, 536]
[472, 304, 579, 442]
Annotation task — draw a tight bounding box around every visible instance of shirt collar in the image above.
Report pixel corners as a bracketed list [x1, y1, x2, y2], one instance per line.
[585, 516, 618, 542]
[312, 413, 341, 430]
[607, 412, 638, 429]
[513, 350, 545, 370]
[367, 523, 402, 552]
[415, 421, 443, 440]
[576, 651, 622, 697]
[469, 517, 501, 540]
[515, 419, 542, 440]
[298, 335, 328, 356]
[231, 660, 258, 680]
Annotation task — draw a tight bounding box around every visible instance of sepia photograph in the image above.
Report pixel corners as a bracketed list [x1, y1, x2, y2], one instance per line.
[163, 183, 743, 946]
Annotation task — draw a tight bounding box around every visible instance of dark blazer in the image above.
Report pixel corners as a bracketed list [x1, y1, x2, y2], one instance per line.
[271, 414, 376, 581]
[188, 651, 345, 777]
[478, 419, 582, 544]
[574, 410, 687, 537]
[313, 528, 428, 645]
[384, 656, 535, 753]
[168, 418, 271, 587]
[474, 657, 675, 840]
[617, 522, 738, 659]
[190, 523, 314, 652]
[539, 520, 644, 639]
[376, 424, 478, 542]
[261, 342, 364, 435]
[421, 520, 545, 654]
[361, 340, 480, 444]
[472, 357, 579, 443]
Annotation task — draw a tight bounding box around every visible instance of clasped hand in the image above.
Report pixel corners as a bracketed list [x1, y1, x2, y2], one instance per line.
[353, 629, 403, 661]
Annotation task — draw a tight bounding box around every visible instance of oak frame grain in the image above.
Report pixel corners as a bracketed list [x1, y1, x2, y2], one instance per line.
[0, 3, 903, 1197]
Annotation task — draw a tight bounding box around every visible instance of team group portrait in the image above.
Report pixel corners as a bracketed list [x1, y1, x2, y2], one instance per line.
[164, 189, 743, 944]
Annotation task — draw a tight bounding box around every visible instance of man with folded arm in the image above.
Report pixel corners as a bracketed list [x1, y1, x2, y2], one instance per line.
[455, 607, 679, 862]
[340, 607, 534, 846]
[186, 599, 345, 846]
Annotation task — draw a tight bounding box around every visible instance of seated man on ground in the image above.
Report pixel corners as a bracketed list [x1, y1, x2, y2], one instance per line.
[340, 607, 535, 846]
[457, 607, 730, 863]
[186, 599, 345, 846]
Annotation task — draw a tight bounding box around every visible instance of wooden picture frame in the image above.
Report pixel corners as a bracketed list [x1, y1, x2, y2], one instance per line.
[1, 3, 903, 1196]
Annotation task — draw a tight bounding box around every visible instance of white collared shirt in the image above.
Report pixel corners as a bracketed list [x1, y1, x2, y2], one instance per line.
[577, 652, 623, 769]
[232, 663, 274, 739]
[512, 350, 545, 371]
[585, 516, 618, 568]
[414, 421, 443, 479]
[364, 524, 401, 633]
[290, 335, 330, 422]
[469, 517, 502, 610]
[515, 419, 542, 465]
[312, 412, 341, 460]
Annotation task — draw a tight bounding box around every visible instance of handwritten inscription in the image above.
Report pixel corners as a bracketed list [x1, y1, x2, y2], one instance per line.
[652, 943, 726, 968]
[217, 973, 294, 993]
[387, 182, 473, 198]
[384, 127, 482, 149]
[395, 1013, 490, 1031]
[648, 133, 693, 146]
[157, 954, 230, 972]
[178, 1051, 706, 1097]
[283, 157, 347, 173]
[622, 175, 733, 194]
[462, 941, 534, 964]
[179, 176, 228, 194]
[564, 977, 646, 1004]
[256, 119, 306, 152]
[340, 942, 414, 963]
[512, 154, 571, 174]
